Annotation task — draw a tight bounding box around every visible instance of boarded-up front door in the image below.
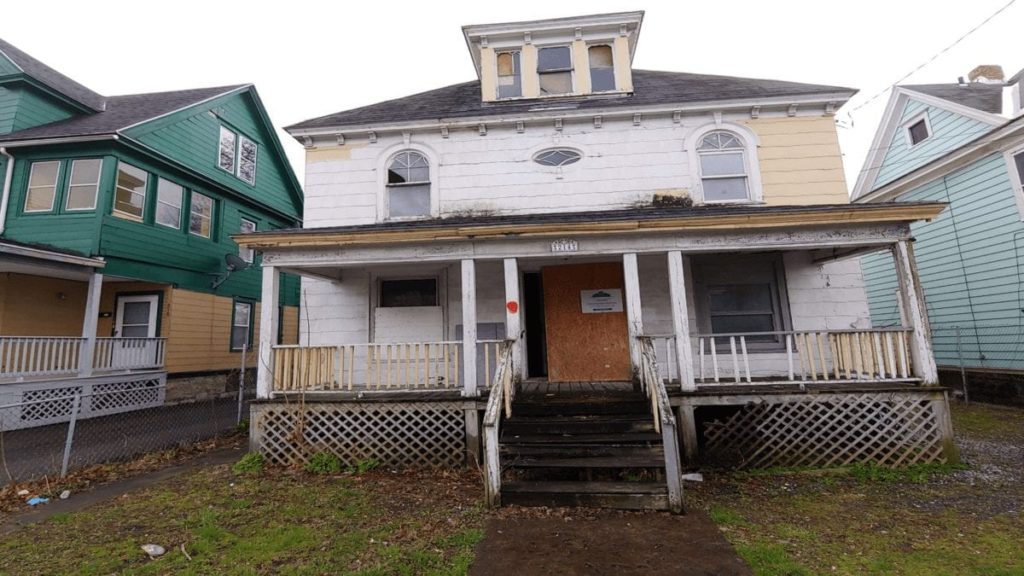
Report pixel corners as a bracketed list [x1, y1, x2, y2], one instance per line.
[542, 263, 631, 382]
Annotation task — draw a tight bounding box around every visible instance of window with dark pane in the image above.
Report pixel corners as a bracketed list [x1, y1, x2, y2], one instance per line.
[496, 51, 522, 98]
[533, 148, 582, 167]
[588, 45, 615, 92]
[697, 130, 749, 202]
[1015, 151, 1024, 183]
[708, 283, 778, 344]
[231, 301, 252, 351]
[537, 46, 573, 95]
[380, 279, 437, 307]
[386, 151, 431, 218]
[907, 119, 929, 145]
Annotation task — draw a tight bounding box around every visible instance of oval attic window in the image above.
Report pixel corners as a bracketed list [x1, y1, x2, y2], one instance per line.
[533, 148, 582, 167]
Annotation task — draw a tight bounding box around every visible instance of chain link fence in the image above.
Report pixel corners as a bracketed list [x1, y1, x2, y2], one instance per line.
[0, 363, 256, 484]
[931, 323, 1024, 405]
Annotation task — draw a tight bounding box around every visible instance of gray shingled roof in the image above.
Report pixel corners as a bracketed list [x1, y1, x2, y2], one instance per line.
[0, 38, 106, 111]
[0, 85, 245, 143]
[903, 83, 1004, 114]
[287, 69, 855, 132]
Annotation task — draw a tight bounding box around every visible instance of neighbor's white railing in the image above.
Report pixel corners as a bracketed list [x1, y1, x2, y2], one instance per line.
[273, 341, 484, 392]
[0, 336, 166, 380]
[93, 337, 167, 372]
[649, 328, 915, 385]
[483, 340, 515, 508]
[0, 337, 84, 379]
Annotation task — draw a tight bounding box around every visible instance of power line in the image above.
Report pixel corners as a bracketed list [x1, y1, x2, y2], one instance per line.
[847, 0, 1019, 115]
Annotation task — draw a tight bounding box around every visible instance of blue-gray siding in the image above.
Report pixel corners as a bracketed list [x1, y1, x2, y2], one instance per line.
[863, 153, 1024, 369]
[872, 99, 993, 190]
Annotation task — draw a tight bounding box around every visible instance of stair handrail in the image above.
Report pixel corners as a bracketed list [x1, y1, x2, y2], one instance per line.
[637, 335, 684, 513]
[482, 339, 515, 507]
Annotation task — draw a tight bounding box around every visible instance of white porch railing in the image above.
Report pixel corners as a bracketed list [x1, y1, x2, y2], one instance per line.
[0, 337, 166, 381]
[649, 328, 916, 386]
[483, 340, 516, 507]
[93, 338, 167, 372]
[636, 336, 683, 513]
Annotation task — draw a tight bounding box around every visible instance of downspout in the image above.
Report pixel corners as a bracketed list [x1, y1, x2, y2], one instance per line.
[0, 147, 13, 235]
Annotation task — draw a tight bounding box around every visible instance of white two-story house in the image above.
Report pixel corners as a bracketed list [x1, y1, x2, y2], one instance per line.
[240, 12, 955, 512]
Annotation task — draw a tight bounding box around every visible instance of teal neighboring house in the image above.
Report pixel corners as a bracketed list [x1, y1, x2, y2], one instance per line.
[853, 65, 1024, 405]
[0, 37, 302, 420]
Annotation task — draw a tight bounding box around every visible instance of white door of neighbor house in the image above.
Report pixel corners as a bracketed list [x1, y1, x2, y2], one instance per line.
[112, 295, 160, 369]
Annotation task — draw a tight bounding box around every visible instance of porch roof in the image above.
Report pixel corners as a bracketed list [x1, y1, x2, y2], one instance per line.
[236, 202, 946, 250]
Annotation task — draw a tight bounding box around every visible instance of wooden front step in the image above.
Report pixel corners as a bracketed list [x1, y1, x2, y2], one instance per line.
[501, 481, 669, 511]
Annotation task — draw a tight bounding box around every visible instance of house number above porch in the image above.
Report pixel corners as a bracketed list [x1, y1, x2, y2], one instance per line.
[551, 239, 578, 253]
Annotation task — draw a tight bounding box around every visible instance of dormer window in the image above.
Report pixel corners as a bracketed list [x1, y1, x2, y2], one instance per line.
[588, 45, 615, 92]
[496, 51, 522, 98]
[537, 46, 573, 95]
[902, 111, 931, 147]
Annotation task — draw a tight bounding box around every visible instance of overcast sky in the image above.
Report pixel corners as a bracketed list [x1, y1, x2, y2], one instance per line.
[2, 1, 1021, 191]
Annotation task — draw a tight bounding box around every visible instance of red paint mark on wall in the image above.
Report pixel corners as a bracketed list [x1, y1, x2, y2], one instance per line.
[506, 301, 519, 314]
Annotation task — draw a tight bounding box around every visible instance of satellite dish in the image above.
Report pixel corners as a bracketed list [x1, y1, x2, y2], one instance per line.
[211, 253, 252, 289]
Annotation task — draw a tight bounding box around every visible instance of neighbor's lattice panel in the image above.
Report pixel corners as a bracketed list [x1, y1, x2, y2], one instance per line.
[253, 402, 468, 468]
[702, 392, 949, 469]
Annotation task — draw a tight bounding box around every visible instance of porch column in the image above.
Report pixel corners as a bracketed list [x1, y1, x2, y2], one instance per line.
[892, 239, 938, 385]
[461, 259, 478, 397]
[622, 253, 644, 376]
[77, 272, 103, 377]
[256, 265, 280, 399]
[667, 251, 696, 392]
[503, 258, 523, 381]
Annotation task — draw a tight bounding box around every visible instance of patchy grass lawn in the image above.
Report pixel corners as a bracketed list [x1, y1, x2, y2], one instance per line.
[0, 465, 484, 575]
[689, 401, 1024, 576]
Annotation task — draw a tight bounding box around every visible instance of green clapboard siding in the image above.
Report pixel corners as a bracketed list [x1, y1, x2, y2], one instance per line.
[0, 53, 20, 76]
[124, 89, 301, 221]
[12, 85, 77, 131]
[872, 99, 992, 190]
[864, 153, 1024, 369]
[0, 86, 19, 133]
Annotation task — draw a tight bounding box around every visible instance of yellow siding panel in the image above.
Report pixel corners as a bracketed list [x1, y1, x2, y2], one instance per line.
[0, 273, 88, 336]
[743, 116, 850, 206]
[281, 306, 299, 345]
[163, 288, 262, 374]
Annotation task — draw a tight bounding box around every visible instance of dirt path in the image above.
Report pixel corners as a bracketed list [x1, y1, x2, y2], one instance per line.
[469, 510, 752, 576]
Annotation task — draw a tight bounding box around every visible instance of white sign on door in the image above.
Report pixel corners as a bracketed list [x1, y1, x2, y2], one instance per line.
[580, 289, 624, 314]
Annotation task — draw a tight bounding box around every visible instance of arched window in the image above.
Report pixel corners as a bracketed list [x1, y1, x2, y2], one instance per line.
[386, 151, 431, 218]
[697, 131, 750, 202]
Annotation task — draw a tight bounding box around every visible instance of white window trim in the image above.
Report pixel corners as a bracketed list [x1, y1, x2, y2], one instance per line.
[64, 158, 102, 212]
[155, 178, 184, 229]
[188, 191, 214, 238]
[237, 135, 258, 185]
[901, 110, 932, 148]
[368, 270, 447, 342]
[536, 44, 575, 96]
[376, 142, 440, 222]
[1004, 143, 1024, 221]
[495, 49, 523, 100]
[230, 301, 253, 351]
[24, 160, 61, 213]
[112, 161, 148, 222]
[685, 123, 763, 205]
[586, 42, 617, 93]
[217, 126, 237, 174]
[239, 217, 257, 262]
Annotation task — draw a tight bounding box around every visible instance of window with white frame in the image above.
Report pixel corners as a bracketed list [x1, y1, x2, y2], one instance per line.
[24, 161, 61, 213]
[231, 301, 252, 351]
[218, 126, 236, 173]
[65, 158, 102, 211]
[1008, 147, 1024, 218]
[238, 135, 257, 185]
[1012, 149, 1024, 184]
[155, 178, 183, 228]
[113, 162, 148, 221]
[386, 151, 431, 218]
[496, 51, 522, 98]
[189, 192, 214, 238]
[903, 112, 931, 146]
[588, 45, 615, 92]
[537, 46, 573, 95]
[697, 130, 750, 202]
[238, 217, 257, 262]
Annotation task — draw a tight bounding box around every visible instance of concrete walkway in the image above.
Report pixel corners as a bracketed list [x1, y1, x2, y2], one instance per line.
[0, 444, 244, 535]
[469, 511, 752, 576]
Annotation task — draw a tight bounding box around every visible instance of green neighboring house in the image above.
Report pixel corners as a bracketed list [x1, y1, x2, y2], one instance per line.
[0, 37, 302, 420]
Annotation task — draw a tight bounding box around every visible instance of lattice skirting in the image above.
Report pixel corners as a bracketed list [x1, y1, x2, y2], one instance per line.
[0, 372, 167, 431]
[699, 391, 954, 469]
[251, 402, 470, 468]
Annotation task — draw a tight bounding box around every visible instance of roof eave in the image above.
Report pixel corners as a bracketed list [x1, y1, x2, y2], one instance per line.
[285, 89, 857, 139]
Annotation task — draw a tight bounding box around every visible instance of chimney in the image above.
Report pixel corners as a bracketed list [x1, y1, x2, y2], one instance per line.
[967, 64, 1005, 84]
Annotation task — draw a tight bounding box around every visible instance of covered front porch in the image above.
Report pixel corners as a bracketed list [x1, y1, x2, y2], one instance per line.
[242, 203, 954, 510]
